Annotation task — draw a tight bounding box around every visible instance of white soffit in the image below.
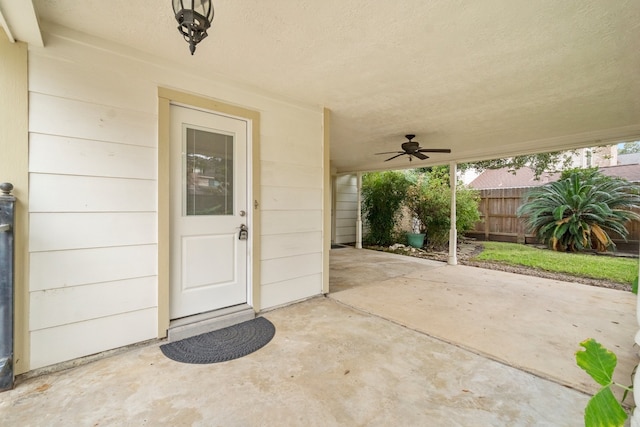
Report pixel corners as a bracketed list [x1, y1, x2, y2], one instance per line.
[0, 0, 43, 46]
[31, 0, 640, 173]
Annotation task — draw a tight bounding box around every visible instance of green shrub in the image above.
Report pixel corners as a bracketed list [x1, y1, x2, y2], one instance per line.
[406, 167, 481, 248]
[361, 171, 411, 246]
[518, 170, 640, 252]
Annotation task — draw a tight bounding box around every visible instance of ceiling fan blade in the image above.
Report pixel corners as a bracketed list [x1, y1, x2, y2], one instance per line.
[384, 153, 406, 162]
[417, 148, 452, 153]
[413, 152, 429, 160]
[375, 151, 403, 155]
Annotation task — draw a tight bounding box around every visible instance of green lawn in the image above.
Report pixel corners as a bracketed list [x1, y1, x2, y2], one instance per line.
[473, 241, 638, 285]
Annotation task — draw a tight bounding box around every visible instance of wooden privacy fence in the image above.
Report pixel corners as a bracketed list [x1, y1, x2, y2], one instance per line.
[465, 187, 640, 252]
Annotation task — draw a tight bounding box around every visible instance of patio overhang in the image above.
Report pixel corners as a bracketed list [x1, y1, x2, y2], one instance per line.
[12, 0, 640, 173]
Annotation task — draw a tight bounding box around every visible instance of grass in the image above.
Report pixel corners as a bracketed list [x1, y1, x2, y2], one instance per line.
[473, 241, 638, 285]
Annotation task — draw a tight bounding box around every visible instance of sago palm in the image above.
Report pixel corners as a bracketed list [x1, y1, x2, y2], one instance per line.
[517, 172, 640, 252]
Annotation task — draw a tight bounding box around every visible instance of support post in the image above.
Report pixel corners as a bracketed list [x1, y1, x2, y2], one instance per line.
[0, 183, 15, 391]
[633, 243, 640, 424]
[356, 172, 363, 249]
[448, 163, 457, 265]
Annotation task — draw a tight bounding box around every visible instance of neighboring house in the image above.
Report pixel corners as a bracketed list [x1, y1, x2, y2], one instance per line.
[618, 153, 640, 165]
[468, 168, 560, 190]
[460, 145, 617, 185]
[469, 163, 640, 190]
[570, 145, 617, 169]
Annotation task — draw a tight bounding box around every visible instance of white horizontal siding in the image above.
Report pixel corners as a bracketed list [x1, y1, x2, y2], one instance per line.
[30, 308, 157, 370]
[261, 253, 323, 285]
[334, 174, 358, 244]
[336, 219, 356, 228]
[260, 274, 323, 309]
[30, 174, 156, 212]
[30, 245, 157, 291]
[30, 133, 156, 179]
[30, 276, 157, 330]
[335, 210, 357, 220]
[261, 186, 322, 211]
[28, 53, 156, 114]
[337, 176, 357, 189]
[25, 31, 325, 370]
[259, 106, 323, 302]
[262, 161, 322, 188]
[336, 192, 358, 202]
[260, 112, 322, 167]
[336, 227, 356, 237]
[261, 232, 322, 260]
[336, 201, 357, 211]
[260, 142, 321, 167]
[29, 92, 156, 147]
[27, 46, 161, 369]
[29, 212, 156, 252]
[262, 210, 322, 235]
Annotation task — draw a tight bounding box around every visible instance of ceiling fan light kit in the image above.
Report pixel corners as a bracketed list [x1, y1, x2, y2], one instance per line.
[375, 135, 452, 162]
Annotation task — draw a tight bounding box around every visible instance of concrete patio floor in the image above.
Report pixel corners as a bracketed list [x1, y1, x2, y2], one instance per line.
[330, 247, 638, 397]
[0, 247, 636, 426]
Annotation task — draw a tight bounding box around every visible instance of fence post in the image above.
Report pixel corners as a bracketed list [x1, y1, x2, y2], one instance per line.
[0, 182, 15, 391]
[483, 195, 489, 240]
[515, 188, 526, 244]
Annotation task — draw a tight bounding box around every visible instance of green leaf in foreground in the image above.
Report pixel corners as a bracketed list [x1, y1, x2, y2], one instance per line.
[584, 387, 627, 427]
[576, 338, 617, 387]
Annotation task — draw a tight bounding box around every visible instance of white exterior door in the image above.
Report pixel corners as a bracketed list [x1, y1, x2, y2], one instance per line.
[170, 104, 248, 319]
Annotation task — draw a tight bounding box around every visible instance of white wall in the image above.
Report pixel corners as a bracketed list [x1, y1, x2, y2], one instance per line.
[27, 27, 324, 369]
[334, 174, 357, 244]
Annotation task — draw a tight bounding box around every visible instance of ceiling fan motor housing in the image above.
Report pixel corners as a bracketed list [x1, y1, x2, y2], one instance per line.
[401, 141, 419, 153]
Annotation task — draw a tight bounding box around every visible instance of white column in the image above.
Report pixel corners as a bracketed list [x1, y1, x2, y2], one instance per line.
[356, 172, 363, 249]
[448, 162, 458, 265]
[633, 244, 640, 426]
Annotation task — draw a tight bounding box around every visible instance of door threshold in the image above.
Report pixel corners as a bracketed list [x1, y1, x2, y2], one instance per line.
[168, 304, 255, 342]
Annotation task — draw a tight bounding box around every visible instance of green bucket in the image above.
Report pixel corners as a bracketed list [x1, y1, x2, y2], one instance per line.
[407, 233, 425, 248]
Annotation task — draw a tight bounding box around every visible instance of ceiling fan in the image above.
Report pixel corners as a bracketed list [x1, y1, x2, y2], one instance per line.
[375, 134, 452, 162]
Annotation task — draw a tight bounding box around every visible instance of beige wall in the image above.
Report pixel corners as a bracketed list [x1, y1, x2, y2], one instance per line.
[0, 32, 29, 374]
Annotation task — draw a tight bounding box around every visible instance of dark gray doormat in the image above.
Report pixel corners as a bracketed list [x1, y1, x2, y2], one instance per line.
[160, 317, 275, 364]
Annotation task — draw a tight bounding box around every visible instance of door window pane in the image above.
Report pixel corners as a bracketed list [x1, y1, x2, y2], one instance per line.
[184, 127, 234, 216]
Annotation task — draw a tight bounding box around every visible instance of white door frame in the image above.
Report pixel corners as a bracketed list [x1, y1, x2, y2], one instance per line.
[158, 88, 262, 338]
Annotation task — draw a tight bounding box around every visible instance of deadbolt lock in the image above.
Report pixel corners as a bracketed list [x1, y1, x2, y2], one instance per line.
[239, 224, 248, 240]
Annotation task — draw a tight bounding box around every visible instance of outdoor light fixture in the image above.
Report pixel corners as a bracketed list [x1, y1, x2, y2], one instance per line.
[172, 0, 214, 55]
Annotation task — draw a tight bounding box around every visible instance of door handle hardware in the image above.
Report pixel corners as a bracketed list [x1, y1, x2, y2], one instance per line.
[238, 224, 248, 240]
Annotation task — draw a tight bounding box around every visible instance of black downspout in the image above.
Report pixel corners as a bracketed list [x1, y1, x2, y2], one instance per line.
[0, 182, 15, 391]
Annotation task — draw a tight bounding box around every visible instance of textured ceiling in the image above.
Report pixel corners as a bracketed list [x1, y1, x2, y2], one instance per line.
[31, 0, 640, 173]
